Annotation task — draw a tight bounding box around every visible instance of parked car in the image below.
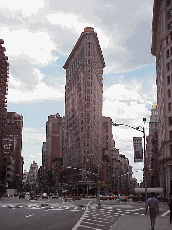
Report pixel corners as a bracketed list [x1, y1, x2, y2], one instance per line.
[109, 194, 118, 200]
[118, 194, 127, 201]
[19, 193, 25, 199]
[42, 193, 48, 199]
[52, 193, 58, 199]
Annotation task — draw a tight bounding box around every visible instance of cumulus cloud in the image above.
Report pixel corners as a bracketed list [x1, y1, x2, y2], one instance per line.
[1, 0, 156, 180]
[103, 75, 155, 176]
[8, 70, 65, 103]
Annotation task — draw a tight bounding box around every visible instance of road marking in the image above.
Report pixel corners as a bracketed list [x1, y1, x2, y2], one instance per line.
[161, 210, 170, 216]
[26, 214, 34, 218]
[79, 224, 102, 230]
[110, 215, 124, 229]
[83, 221, 104, 227]
[72, 201, 91, 230]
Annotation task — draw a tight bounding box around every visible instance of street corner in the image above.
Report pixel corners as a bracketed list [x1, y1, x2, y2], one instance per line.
[110, 215, 151, 230]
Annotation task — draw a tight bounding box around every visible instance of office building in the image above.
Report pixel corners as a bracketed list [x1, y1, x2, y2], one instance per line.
[146, 104, 159, 187]
[151, 0, 172, 198]
[0, 39, 9, 184]
[63, 27, 105, 182]
[5, 112, 23, 185]
[28, 161, 38, 188]
[44, 113, 63, 182]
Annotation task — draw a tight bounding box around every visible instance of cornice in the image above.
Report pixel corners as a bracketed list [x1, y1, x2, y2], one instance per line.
[63, 28, 105, 69]
[151, 0, 162, 56]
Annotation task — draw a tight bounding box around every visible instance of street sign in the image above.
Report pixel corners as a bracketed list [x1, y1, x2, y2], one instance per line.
[133, 137, 143, 162]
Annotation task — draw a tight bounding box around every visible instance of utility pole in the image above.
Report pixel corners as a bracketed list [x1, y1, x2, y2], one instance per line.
[112, 118, 148, 205]
[97, 165, 101, 208]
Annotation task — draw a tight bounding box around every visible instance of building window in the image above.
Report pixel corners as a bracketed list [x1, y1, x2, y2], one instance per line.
[87, 133, 89, 138]
[86, 118, 90, 123]
[167, 75, 171, 84]
[168, 102, 171, 112]
[168, 89, 171, 98]
[86, 111, 90, 116]
[167, 49, 170, 59]
[170, 144, 172, 156]
[167, 62, 170, 72]
[168, 116, 172, 125]
[168, 22, 172, 30]
[166, 36, 170, 45]
[87, 103, 90, 109]
[167, 0, 172, 7]
[86, 126, 90, 131]
[169, 130, 172, 139]
[168, 9, 172, 20]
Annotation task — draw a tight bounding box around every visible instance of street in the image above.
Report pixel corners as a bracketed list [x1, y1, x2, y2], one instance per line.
[0, 197, 171, 230]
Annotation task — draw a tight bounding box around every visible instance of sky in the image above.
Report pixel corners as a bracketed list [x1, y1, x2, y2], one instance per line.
[0, 0, 156, 183]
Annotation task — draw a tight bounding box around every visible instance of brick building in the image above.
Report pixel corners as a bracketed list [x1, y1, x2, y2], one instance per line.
[5, 112, 23, 185]
[0, 39, 9, 184]
[44, 113, 63, 182]
[101, 116, 114, 194]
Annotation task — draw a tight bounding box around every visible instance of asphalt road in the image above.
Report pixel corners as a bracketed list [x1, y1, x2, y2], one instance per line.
[0, 196, 86, 230]
[0, 197, 170, 230]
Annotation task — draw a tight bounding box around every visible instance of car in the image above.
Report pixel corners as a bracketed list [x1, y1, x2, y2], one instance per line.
[42, 193, 48, 199]
[118, 194, 127, 201]
[52, 193, 58, 199]
[109, 194, 118, 200]
[19, 193, 25, 199]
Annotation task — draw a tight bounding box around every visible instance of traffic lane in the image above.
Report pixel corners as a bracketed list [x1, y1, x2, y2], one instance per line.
[0, 206, 85, 230]
[73, 201, 171, 230]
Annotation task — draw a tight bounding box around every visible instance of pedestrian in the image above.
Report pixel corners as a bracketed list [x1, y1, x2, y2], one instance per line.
[168, 195, 172, 223]
[145, 192, 159, 230]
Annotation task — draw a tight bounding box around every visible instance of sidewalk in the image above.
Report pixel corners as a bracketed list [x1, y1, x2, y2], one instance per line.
[110, 215, 171, 230]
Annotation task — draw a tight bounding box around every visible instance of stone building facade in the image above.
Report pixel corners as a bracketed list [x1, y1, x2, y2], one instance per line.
[63, 27, 105, 183]
[151, 0, 172, 198]
[146, 104, 159, 188]
[28, 161, 38, 189]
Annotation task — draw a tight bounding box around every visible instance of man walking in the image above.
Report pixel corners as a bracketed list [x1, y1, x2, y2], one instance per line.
[145, 192, 159, 230]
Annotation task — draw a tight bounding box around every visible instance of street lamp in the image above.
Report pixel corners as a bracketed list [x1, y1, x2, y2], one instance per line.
[112, 119, 148, 204]
[97, 165, 101, 208]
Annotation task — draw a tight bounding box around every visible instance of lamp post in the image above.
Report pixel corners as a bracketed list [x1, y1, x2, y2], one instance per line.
[97, 165, 101, 208]
[112, 119, 147, 204]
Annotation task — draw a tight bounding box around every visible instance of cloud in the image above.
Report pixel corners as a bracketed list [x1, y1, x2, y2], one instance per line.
[22, 127, 45, 170]
[0, 0, 45, 17]
[102, 75, 155, 179]
[8, 70, 65, 103]
[0, 0, 155, 99]
[0, 0, 156, 181]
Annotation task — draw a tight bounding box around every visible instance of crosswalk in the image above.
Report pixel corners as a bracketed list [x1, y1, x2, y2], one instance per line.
[0, 203, 86, 211]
